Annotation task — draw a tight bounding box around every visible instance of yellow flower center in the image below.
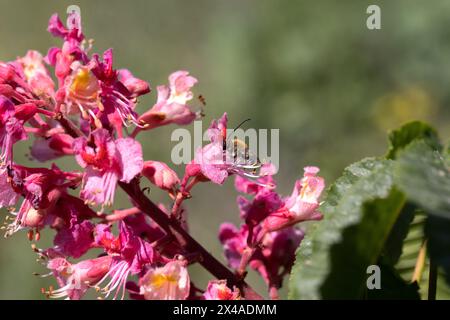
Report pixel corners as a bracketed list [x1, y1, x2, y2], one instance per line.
[149, 273, 178, 289]
[24, 64, 37, 80]
[299, 179, 315, 203]
[69, 68, 99, 100]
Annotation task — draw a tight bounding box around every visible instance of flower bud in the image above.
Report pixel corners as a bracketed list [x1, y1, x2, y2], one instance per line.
[142, 161, 180, 191]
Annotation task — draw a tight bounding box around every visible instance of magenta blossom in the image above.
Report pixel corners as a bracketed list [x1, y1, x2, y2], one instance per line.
[4, 164, 80, 236]
[203, 280, 241, 300]
[250, 228, 304, 288]
[139, 71, 199, 130]
[0, 11, 325, 300]
[92, 222, 156, 299]
[0, 170, 18, 208]
[16, 50, 55, 98]
[73, 128, 143, 207]
[218, 223, 249, 269]
[139, 260, 190, 300]
[263, 166, 325, 232]
[45, 255, 112, 300]
[46, 12, 87, 85]
[0, 96, 34, 168]
[142, 160, 180, 192]
[186, 113, 265, 186]
[90, 49, 150, 128]
[219, 222, 303, 289]
[53, 220, 94, 259]
[31, 133, 74, 162]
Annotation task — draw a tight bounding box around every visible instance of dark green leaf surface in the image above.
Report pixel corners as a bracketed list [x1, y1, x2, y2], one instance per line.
[426, 216, 450, 286]
[382, 202, 417, 266]
[366, 258, 420, 300]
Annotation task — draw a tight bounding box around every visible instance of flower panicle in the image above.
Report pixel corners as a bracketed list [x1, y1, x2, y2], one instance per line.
[0, 9, 325, 301]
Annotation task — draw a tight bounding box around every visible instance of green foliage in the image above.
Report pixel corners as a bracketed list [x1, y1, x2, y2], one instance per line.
[366, 259, 420, 300]
[386, 121, 440, 159]
[394, 141, 450, 219]
[394, 140, 450, 285]
[394, 212, 450, 299]
[289, 121, 450, 299]
[289, 159, 409, 299]
[425, 216, 450, 287]
[382, 202, 416, 266]
[446, 145, 450, 167]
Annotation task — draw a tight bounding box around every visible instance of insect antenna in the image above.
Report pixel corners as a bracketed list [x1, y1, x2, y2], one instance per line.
[231, 118, 251, 134]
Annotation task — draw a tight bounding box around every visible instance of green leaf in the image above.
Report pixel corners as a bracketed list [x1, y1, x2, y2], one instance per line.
[366, 258, 420, 300]
[386, 121, 441, 160]
[394, 212, 426, 291]
[394, 140, 450, 220]
[394, 140, 450, 288]
[446, 144, 450, 168]
[288, 158, 407, 299]
[425, 216, 450, 286]
[382, 202, 416, 266]
[393, 212, 450, 299]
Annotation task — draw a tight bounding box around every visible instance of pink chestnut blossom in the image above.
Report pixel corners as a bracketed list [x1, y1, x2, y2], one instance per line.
[30, 133, 74, 162]
[4, 164, 79, 236]
[47, 12, 84, 43]
[142, 160, 180, 192]
[47, 12, 150, 129]
[0, 96, 35, 168]
[237, 189, 283, 228]
[93, 222, 156, 299]
[233, 163, 282, 239]
[46, 13, 87, 85]
[0, 62, 34, 101]
[53, 220, 95, 259]
[139, 260, 190, 300]
[203, 280, 241, 300]
[187, 113, 268, 187]
[138, 71, 199, 130]
[249, 228, 304, 287]
[60, 61, 102, 121]
[90, 49, 149, 128]
[73, 128, 143, 207]
[263, 166, 325, 232]
[122, 210, 188, 258]
[219, 222, 304, 288]
[234, 163, 277, 194]
[16, 50, 55, 98]
[218, 223, 248, 269]
[193, 113, 228, 183]
[0, 170, 18, 208]
[33, 189, 97, 240]
[118, 69, 151, 98]
[0, 11, 326, 300]
[46, 255, 112, 300]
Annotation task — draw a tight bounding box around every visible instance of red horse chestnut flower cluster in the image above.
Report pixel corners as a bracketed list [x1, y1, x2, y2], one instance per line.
[0, 11, 324, 300]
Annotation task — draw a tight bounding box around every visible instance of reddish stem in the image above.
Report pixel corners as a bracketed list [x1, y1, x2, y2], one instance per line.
[54, 112, 85, 138]
[104, 207, 141, 222]
[171, 176, 198, 218]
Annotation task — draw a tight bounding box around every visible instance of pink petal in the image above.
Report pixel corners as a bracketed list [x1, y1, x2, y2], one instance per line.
[115, 138, 143, 183]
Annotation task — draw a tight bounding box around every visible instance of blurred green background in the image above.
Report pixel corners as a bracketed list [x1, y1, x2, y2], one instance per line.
[0, 0, 449, 299]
